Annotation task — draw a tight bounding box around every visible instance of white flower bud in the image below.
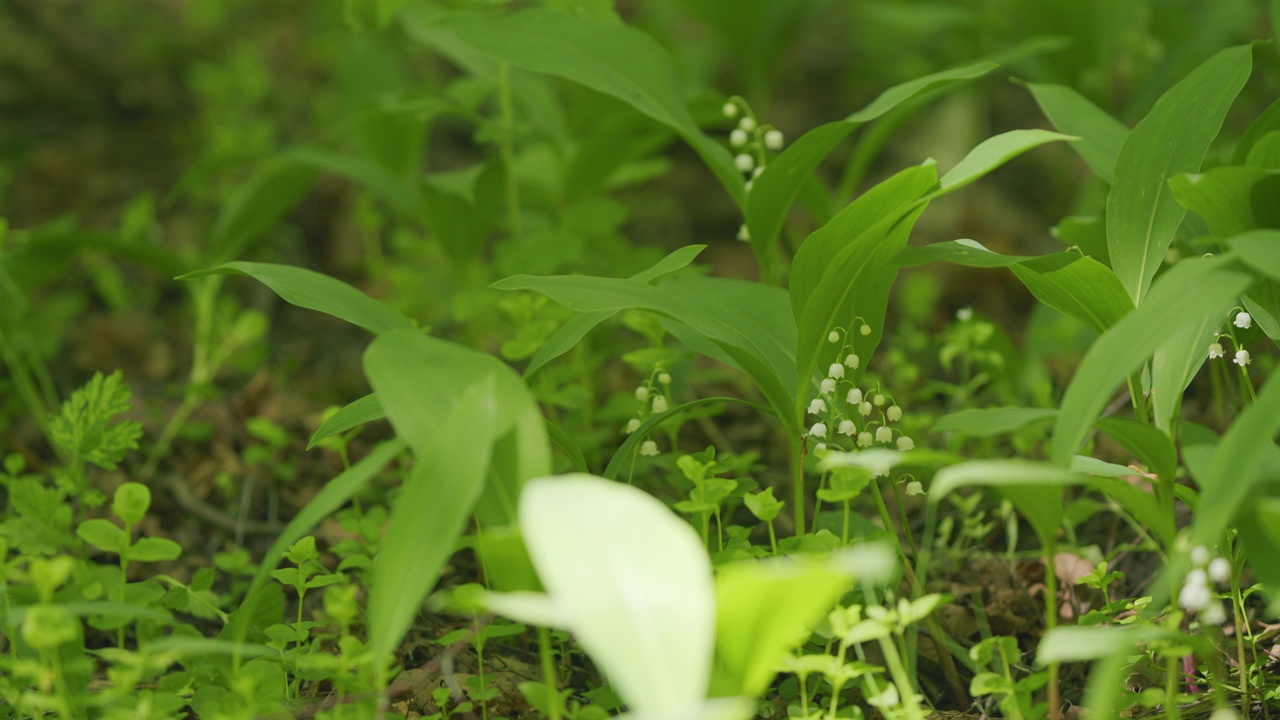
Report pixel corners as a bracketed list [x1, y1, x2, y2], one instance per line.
[857, 431, 873, 448]
[722, 102, 738, 118]
[859, 324, 871, 336]
[896, 436, 915, 451]
[847, 388, 863, 405]
[744, 180, 753, 192]
[734, 153, 755, 172]
[1234, 349, 1252, 366]
[873, 394, 885, 407]
[625, 418, 641, 434]
[905, 480, 924, 496]
[658, 372, 671, 385]
[764, 130, 783, 150]
[813, 442, 827, 454]
[1190, 545, 1210, 567]
[844, 353, 860, 369]
[737, 224, 750, 242]
[1200, 601, 1227, 626]
[838, 419, 856, 436]
[859, 401, 872, 416]
[651, 395, 669, 414]
[809, 422, 828, 439]
[730, 128, 749, 148]
[828, 363, 845, 379]
[639, 440, 659, 457]
[1179, 569, 1211, 611]
[1208, 557, 1231, 585]
[738, 116, 756, 132]
[752, 166, 764, 178]
[871, 463, 890, 478]
[820, 378, 837, 394]
[875, 426, 893, 443]
[828, 330, 841, 343]
[1235, 311, 1252, 329]
[886, 406, 902, 422]
[957, 307, 973, 321]
[635, 386, 649, 401]
[1208, 342, 1225, 359]
[807, 398, 827, 416]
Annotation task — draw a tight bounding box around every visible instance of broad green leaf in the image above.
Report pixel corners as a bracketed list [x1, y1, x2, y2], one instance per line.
[714, 546, 894, 697]
[520, 245, 707, 379]
[1039, 626, 1197, 664]
[308, 393, 386, 449]
[77, 519, 127, 555]
[367, 375, 498, 662]
[1053, 215, 1110, 266]
[1023, 82, 1129, 183]
[1169, 167, 1280, 237]
[361, 329, 550, 528]
[1244, 280, 1280, 341]
[209, 158, 316, 263]
[1191, 370, 1280, 548]
[127, 537, 183, 563]
[1230, 229, 1280, 280]
[1107, 44, 1253, 304]
[930, 459, 1081, 547]
[1093, 417, 1176, 482]
[447, 10, 743, 207]
[227, 439, 405, 648]
[1085, 475, 1175, 547]
[184, 262, 415, 336]
[1151, 311, 1222, 432]
[892, 241, 1132, 333]
[934, 130, 1077, 195]
[484, 475, 753, 720]
[1249, 130, 1280, 169]
[1232, 96, 1280, 164]
[930, 407, 1057, 438]
[494, 273, 799, 440]
[546, 420, 590, 474]
[1051, 254, 1256, 465]
[746, 61, 996, 277]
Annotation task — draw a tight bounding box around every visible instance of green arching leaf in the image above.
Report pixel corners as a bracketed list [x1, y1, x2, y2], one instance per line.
[930, 407, 1057, 438]
[792, 165, 938, 323]
[1232, 96, 1280, 165]
[227, 439, 406, 648]
[892, 242, 1132, 334]
[1151, 311, 1221, 432]
[1229, 229, 1280, 281]
[1169, 167, 1280, 238]
[366, 376, 498, 663]
[1053, 215, 1110, 266]
[546, 420, 590, 474]
[930, 459, 1081, 548]
[183, 262, 415, 336]
[209, 158, 316, 264]
[1191, 370, 1280, 549]
[446, 9, 743, 208]
[1050, 254, 1256, 465]
[520, 245, 707, 379]
[1022, 82, 1129, 183]
[1244, 280, 1280, 342]
[1248, 131, 1280, 169]
[1107, 44, 1253, 305]
[361, 329, 550, 529]
[494, 273, 799, 440]
[281, 147, 427, 223]
[745, 61, 996, 277]
[1093, 417, 1177, 483]
[934, 129, 1077, 195]
[308, 393, 387, 449]
[714, 547, 895, 697]
[1085, 474, 1176, 548]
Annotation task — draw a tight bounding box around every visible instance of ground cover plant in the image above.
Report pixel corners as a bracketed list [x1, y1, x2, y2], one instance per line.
[2, 0, 1280, 718]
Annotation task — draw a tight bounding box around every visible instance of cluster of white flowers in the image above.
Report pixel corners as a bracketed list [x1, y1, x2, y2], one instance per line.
[1178, 545, 1232, 626]
[805, 323, 915, 469]
[1208, 310, 1253, 367]
[724, 98, 787, 242]
[624, 366, 674, 457]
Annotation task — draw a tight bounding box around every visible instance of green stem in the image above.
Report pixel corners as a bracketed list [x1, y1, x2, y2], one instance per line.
[791, 435, 806, 537]
[1044, 538, 1061, 720]
[537, 626, 562, 720]
[1164, 653, 1182, 720]
[1126, 369, 1150, 424]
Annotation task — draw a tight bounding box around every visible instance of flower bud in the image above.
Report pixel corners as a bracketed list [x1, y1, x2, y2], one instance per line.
[735, 153, 755, 172]
[857, 431, 873, 448]
[828, 330, 841, 343]
[838, 419, 856, 436]
[859, 324, 871, 336]
[730, 128, 749, 148]
[737, 224, 750, 242]
[820, 378, 837, 394]
[651, 395, 669, 414]
[1208, 557, 1230, 585]
[625, 418, 641, 434]
[828, 363, 845, 379]
[807, 398, 827, 416]
[809, 422, 828, 439]
[722, 102, 738, 118]
[886, 406, 902, 422]
[896, 436, 915, 451]
[764, 130, 783, 150]
[844, 353, 860, 369]
[1208, 342, 1224, 359]
[847, 388, 863, 405]
[738, 116, 757, 131]
[859, 401, 872, 416]
[639, 440, 659, 457]
[873, 394, 885, 406]
[635, 386, 649, 401]
[1234, 349, 1252, 366]
[1234, 311, 1252, 329]
[875, 426, 893, 443]
[905, 480, 924, 496]
[658, 372, 671, 385]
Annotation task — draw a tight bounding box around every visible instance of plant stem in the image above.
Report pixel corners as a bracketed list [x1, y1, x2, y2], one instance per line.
[1044, 538, 1061, 720]
[791, 435, 806, 537]
[537, 626, 562, 720]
